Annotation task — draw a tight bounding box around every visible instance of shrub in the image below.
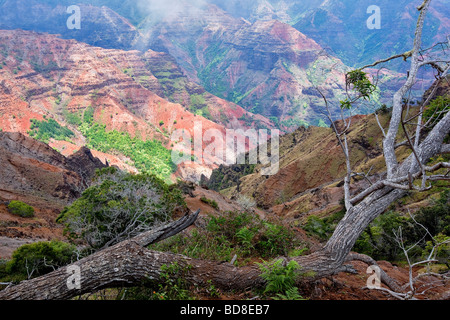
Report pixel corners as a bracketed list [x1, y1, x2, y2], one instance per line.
[354, 191, 450, 262]
[411, 190, 450, 236]
[7, 200, 35, 218]
[5, 240, 76, 279]
[353, 211, 411, 261]
[375, 104, 390, 115]
[57, 167, 186, 250]
[303, 209, 345, 240]
[83, 106, 95, 124]
[423, 96, 450, 129]
[207, 211, 302, 258]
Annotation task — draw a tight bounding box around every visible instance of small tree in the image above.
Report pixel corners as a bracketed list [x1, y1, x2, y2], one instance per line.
[57, 167, 187, 250]
[6, 241, 76, 280]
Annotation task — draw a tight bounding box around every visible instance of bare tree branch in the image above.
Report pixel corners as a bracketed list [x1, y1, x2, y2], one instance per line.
[383, 0, 432, 179]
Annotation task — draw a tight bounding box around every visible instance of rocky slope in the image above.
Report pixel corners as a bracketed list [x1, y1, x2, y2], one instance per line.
[206, 108, 446, 226]
[0, 29, 273, 181]
[0, 131, 106, 208]
[207, 112, 396, 220]
[0, 131, 106, 253]
[0, 1, 408, 131]
[0, 0, 141, 50]
[138, 4, 406, 130]
[209, 0, 450, 72]
[0, 131, 256, 259]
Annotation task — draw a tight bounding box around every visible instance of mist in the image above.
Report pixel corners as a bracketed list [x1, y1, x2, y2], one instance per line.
[136, 0, 208, 22]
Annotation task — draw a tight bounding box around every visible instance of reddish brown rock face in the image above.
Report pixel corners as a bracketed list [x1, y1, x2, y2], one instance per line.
[0, 29, 275, 180]
[0, 131, 107, 252]
[0, 131, 106, 206]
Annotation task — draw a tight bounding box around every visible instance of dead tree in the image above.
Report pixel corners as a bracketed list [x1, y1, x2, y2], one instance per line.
[0, 0, 449, 300]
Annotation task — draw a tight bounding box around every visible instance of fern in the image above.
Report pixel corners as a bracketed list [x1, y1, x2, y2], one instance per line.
[258, 259, 302, 298]
[273, 286, 304, 301]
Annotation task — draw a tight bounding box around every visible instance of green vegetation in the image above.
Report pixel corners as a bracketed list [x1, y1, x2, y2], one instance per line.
[30, 58, 58, 75]
[79, 107, 176, 183]
[188, 94, 212, 120]
[108, 210, 300, 299]
[28, 105, 176, 182]
[198, 44, 230, 97]
[151, 211, 305, 265]
[57, 167, 186, 250]
[0, 240, 76, 282]
[303, 209, 346, 240]
[354, 190, 449, 263]
[63, 109, 82, 126]
[7, 200, 35, 218]
[423, 96, 450, 136]
[200, 196, 219, 210]
[375, 103, 390, 115]
[340, 69, 377, 109]
[258, 259, 304, 300]
[303, 190, 449, 266]
[281, 118, 309, 129]
[190, 93, 206, 109]
[28, 118, 74, 144]
[123, 262, 194, 300]
[83, 105, 95, 124]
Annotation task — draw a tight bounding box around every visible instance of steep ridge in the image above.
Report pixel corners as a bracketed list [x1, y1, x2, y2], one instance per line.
[205, 111, 418, 223]
[0, 0, 141, 50]
[0, 131, 106, 207]
[209, 0, 449, 73]
[139, 5, 406, 130]
[0, 29, 274, 182]
[0, 1, 407, 131]
[206, 74, 449, 223]
[0, 131, 106, 252]
[293, 0, 450, 71]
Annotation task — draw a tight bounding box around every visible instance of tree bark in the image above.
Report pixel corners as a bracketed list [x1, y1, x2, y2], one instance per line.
[0, 240, 264, 300]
